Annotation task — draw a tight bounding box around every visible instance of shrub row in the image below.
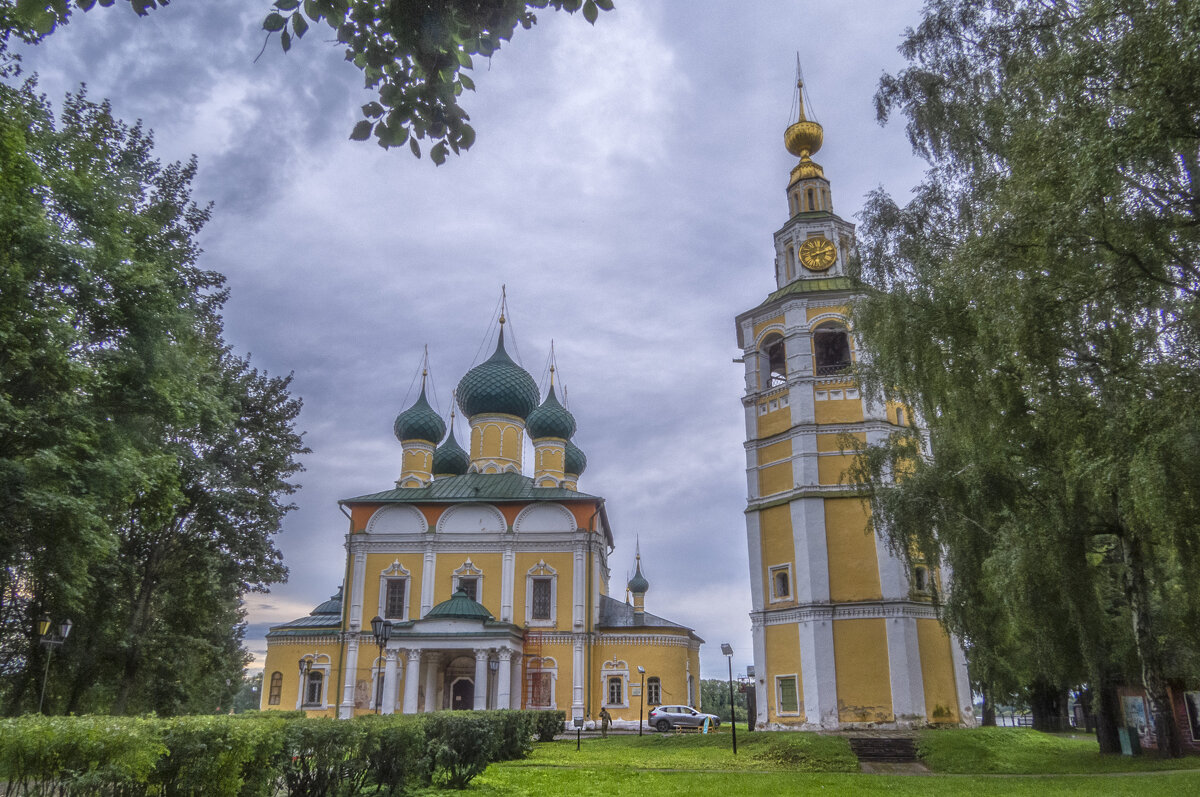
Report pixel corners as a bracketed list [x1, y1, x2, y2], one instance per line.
[0, 709, 566, 796]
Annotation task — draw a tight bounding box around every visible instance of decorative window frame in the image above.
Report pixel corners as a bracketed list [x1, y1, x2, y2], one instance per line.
[378, 560, 412, 621]
[600, 659, 629, 709]
[768, 563, 793, 603]
[452, 558, 484, 601]
[775, 673, 801, 716]
[525, 560, 558, 627]
[526, 656, 558, 709]
[297, 653, 332, 710]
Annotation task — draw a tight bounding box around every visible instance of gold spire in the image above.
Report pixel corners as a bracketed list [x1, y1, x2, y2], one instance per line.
[784, 67, 826, 182]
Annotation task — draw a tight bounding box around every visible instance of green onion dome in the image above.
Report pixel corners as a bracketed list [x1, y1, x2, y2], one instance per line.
[627, 560, 650, 595]
[432, 426, 470, 476]
[424, 589, 494, 620]
[393, 384, 446, 443]
[526, 384, 576, 441]
[456, 327, 540, 420]
[564, 440, 587, 477]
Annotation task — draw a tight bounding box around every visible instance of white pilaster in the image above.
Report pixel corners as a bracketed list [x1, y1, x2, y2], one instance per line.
[885, 617, 926, 726]
[572, 544, 585, 629]
[951, 632, 977, 726]
[790, 498, 829, 603]
[745, 511, 764, 612]
[420, 543, 436, 617]
[381, 649, 399, 715]
[799, 618, 838, 728]
[571, 635, 585, 718]
[473, 649, 489, 711]
[751, 616, 768, 727]
[496, 648, 513, 710]
[340, 637, 359, 719]
[350, 548, 367, 631]
[500, 544, 515, 622]
[403, 649, 421, 714]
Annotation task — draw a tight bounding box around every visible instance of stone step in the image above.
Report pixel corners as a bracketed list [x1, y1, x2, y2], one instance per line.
[847, 736, 918, 763]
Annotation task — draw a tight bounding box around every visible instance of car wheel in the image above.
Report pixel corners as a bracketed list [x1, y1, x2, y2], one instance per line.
[656, 719, 671, 732]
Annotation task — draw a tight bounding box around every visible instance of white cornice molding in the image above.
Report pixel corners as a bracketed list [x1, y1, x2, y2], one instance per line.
[749, 600, 941, 627]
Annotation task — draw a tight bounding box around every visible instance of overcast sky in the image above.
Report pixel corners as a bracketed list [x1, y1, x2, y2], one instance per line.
[15, 1, 930, 680]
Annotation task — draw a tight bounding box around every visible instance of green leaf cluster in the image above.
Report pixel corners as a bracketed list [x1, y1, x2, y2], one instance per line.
[850, 0, 1200, 756]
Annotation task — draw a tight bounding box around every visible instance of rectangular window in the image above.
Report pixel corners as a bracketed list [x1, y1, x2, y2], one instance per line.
[531, 578, 552, 620]
[771, 566, 791, 600]
[305, 672, 324, 707]
[647, 677, 662, 706]
[777, 676, 799, 714]
[531, 672, 552, 707]
[608, 676, 624, 706]
[385, 578, 406, 619]
[458, 577, 477, 602]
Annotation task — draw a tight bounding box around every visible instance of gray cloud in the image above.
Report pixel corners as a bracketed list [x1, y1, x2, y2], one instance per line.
[16, 0, 928, 678]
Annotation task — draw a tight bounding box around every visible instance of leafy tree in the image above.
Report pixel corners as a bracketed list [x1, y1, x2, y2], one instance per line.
[850, 0, 1200, 757]
[4, 0, 615, 159]
[699, 678, 746, 723]
[0, 81, 306, 716]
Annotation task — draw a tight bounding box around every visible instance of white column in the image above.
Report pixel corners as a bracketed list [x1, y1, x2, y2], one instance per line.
[496, 648, 513, 710]
[381, 649, 399, 715]
[473, 649, 489, 710]
[500, 544, 515, 622]
[349, 548, 367, 631]
[951, 633, 976, 726]
[340, 637, 359, 719]
[420, 544, 436, 617]
[403, 649, 421, 714]
[791, 498, 829, 603]
[423, 653, 441, 712]
[799, 616, 838, 728]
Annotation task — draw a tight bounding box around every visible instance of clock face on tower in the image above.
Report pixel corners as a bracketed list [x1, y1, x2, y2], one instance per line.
[798, 236, 837, 272]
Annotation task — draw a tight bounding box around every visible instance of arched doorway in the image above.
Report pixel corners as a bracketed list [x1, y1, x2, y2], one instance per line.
[451, 677, 474, 710]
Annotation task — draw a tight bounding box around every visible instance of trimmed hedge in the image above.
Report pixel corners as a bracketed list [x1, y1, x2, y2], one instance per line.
[0, 709, 561, 795]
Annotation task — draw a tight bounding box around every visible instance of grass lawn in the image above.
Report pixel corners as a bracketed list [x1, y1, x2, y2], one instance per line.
[450, 727, 1200, 796]
[918, 727, 1200, 774]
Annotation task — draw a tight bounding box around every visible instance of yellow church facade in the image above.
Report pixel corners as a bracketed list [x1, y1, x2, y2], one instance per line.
[735, 81, 975, 730]
[261, 322, 701, 726]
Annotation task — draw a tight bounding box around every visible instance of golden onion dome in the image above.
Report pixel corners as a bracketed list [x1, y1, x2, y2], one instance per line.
[785, 119, 823, 159]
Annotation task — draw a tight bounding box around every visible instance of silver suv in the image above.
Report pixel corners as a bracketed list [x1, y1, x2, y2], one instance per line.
[647, 704, 721, 732]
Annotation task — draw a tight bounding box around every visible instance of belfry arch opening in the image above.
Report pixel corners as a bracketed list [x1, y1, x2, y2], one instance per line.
[812, 322, 852, 376]
[759, 333, 787, 389]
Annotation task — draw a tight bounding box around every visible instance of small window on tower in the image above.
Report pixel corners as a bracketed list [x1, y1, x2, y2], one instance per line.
[457, 577, 478, 602]
[807, 188, 815, 211]
[775, 570, 790, 598]
[760, 333, 786, 388]
[913, 566, 929, 594]
[896, 408, 906, 427]
[268, 671, 282, 706]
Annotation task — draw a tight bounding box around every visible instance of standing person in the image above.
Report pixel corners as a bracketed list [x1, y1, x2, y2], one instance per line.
[599, 707, 611, 738]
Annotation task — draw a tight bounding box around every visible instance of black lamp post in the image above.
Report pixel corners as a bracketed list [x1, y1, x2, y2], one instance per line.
[37, 615, 72, 714]
[637, 665, 645, 736]
[298, 658, 312, 709]
[370, 615, 393, 714]
[721, 643, 737, 755]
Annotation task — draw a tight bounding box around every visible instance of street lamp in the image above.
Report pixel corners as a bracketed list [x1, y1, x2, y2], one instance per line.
[298, 658, 312, 710]
[370, 615, 393, 714]
[37, 615, 72, 714]
[637, 665, 646, 737]
[721, 643, 737, 756]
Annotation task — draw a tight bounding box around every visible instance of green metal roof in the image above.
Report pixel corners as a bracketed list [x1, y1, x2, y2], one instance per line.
[424, 589, 494, 620]
[341, 471, 599, 504]
[759, 276, 858, 308]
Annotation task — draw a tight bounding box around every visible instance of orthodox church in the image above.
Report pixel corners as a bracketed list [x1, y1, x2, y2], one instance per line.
[734, 79, 976, 729]
[261, 318, 702, 724]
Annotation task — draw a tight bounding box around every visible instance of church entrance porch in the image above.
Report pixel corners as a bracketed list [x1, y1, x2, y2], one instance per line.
[450, 675, 475, 710]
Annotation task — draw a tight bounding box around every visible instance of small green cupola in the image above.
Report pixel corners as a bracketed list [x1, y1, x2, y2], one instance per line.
[456, 325, 540, 421]
[526, 382, 576, 441]
[564, 440, 587, 477]
[432, 411, 470, 478]
[627, 544, 650, 623]
[424, 589, 494, 621]
[395, 365, 444, 488]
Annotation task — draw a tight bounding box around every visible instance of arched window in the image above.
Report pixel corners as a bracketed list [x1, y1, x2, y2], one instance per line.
[268, 671, 282, 705]
[807, 188, 815, 211]
[647, 677, 662, 706]
[785, 245, 795, 280]
[760, 333, 786, 388]
[813, 323, 852, 376]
